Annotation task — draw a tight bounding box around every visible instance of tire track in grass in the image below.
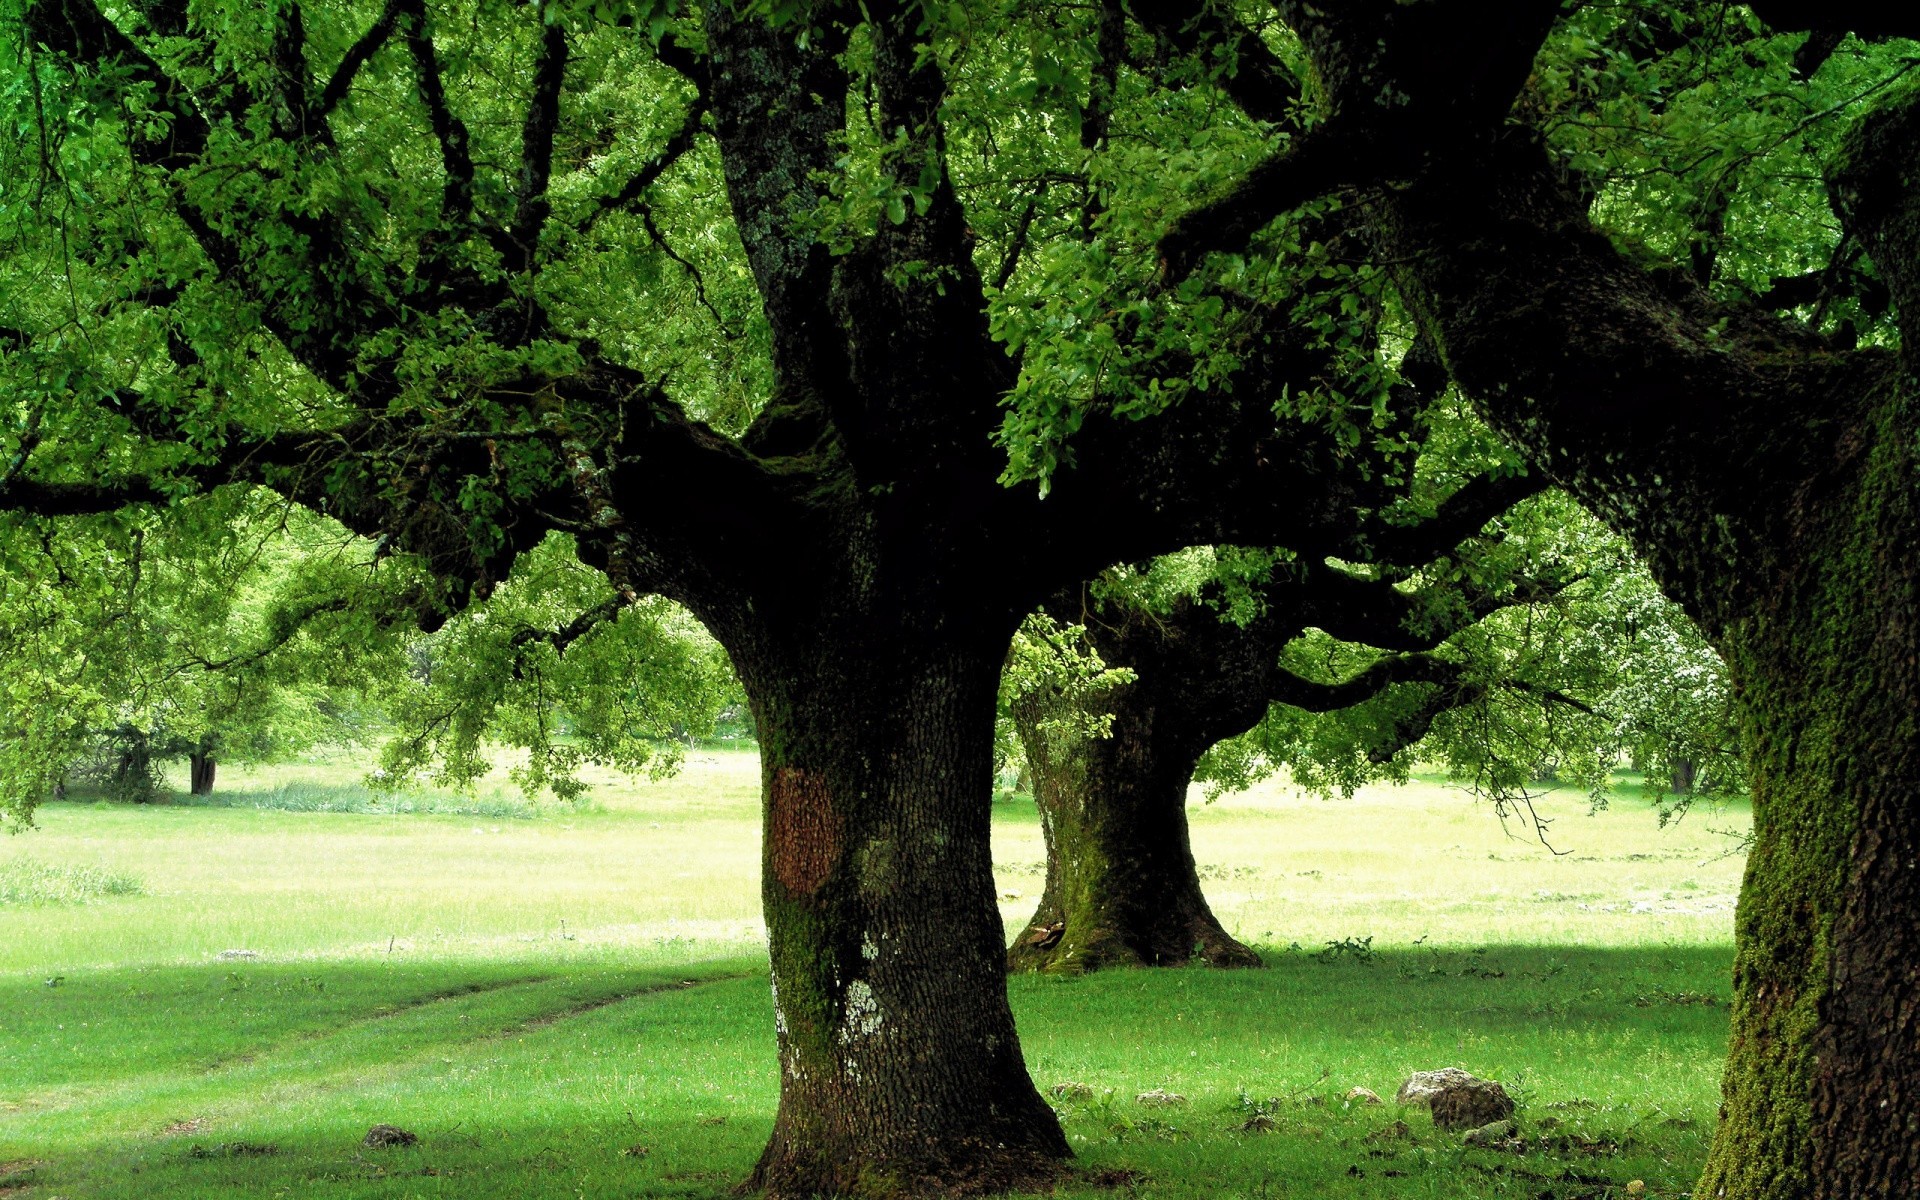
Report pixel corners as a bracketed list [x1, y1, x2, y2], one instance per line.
[2, 972, 557, 1117]
[2, 964, 756, 1149]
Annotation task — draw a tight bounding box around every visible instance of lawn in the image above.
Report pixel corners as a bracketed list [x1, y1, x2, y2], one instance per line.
[0, 749, 1749, 1198]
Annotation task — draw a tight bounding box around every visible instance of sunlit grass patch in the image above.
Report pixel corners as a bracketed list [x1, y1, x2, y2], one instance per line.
[0, 858, 141, 905]
[168, 782, 557, 820]
[0, 751, 1747, 1197]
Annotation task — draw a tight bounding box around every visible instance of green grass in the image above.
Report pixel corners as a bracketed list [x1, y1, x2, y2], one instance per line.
[0, 858, 142, 905]
[0, 749, 1748, 1198]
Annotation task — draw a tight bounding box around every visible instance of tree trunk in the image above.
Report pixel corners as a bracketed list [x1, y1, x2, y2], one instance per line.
[1009, 686, 1260, 973]
[1669, 757, 1696, 794]
[740, 628, 1069, 1197]
[1695, 385, 1920, 1198]
[1006, 595, 1288, 974]
[189, 743, 216, 796]
[1345, 74, 1920, 1198]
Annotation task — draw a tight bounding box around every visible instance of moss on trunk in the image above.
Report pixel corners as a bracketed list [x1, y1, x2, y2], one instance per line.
[745, 634, 1069, 1197]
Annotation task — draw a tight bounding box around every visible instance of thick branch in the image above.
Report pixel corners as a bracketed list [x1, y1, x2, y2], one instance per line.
[1359, 471, 1546, 564]
[581, 101, 709, 233]
[505, 18, 570, 276]
[1749, 1, 1920, 39]
[0, 477, 171, 516]
[1130, 0, 1300, 125]
[397, 0, 476, 226]
[1267, 652, 1463, 713]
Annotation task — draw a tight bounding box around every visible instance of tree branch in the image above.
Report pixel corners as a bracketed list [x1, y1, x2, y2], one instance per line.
[505, 17, 570, 277]
[315, 0, 405, 121]
[397, 0, 476, 226]
[580, 100, 709, 233]
[1267, 652, 1463, 713]
[1358, 471, 1546, 565]
[1129, 0, 1300, 125]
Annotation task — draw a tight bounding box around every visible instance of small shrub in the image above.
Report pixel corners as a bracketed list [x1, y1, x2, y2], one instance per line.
[1314, 935, 1375, 965]
[0, 858, 142, 904]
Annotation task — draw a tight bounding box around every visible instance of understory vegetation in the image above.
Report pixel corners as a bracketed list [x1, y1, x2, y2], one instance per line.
[3, 751, 1745, 1198]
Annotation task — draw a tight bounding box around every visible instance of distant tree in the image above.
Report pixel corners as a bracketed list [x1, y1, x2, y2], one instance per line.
[1002, 486, 1734, 974]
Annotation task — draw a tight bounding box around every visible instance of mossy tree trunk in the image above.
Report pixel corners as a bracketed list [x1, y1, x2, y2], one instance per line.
[1200, 10, 1920, 1190]
[740, 617, 1068, 1195]
[1008, 596, 1272, 973]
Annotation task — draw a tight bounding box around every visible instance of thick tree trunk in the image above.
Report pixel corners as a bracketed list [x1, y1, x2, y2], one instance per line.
[741, 630, 1068, 1197]
[1009, 691, 1259, 973]
[1006, 595, 1288, 973]
[1669, 757, 1697, 794]
[1696, 386, 1920, 1198]
[1345, 74, 1920, 1199]
[189, 744, 216, 796]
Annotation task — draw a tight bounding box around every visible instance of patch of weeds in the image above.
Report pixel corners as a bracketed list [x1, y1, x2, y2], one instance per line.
[1078, 1089, 1186, 1143]
[186, 1142, 278, 1159]
[174, 784, 555, 820]
[1630, 987, 1721, 1008]
[1315, 936, 1375, 965]
[1398, 944, 1506, 980]
[1195, 864, 1260, 881]
[0, 858, 142, 905]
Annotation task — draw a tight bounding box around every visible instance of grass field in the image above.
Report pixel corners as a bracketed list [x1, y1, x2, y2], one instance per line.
[0, 749, 1749, 1198]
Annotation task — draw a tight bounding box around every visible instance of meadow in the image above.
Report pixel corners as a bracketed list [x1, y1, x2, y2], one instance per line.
[0, 749, 1750, 1199]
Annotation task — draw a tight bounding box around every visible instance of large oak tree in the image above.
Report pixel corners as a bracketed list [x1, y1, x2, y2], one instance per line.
[0, 0, 1522, 1192]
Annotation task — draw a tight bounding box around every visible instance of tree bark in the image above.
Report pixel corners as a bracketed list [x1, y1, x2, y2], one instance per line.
[1009, 671, 1261, 973]
[1006, 592, 1278, 973]
[1697, 397, 1920, 1196]
[739, 621, 1068, 1197]
[189, 741, 216, 796]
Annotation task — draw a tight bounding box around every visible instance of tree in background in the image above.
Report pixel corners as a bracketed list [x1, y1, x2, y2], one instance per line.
[1002, 485, 1737, 975]
[0, 489, 731, 815]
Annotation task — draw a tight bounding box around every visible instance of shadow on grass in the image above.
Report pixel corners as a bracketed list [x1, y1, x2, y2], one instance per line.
[4, 945, 1731, 1198]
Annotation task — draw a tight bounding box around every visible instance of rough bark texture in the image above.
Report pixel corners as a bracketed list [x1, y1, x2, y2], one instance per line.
[1007, 598, 1268, 973]
[744, 623, 1069, 1196]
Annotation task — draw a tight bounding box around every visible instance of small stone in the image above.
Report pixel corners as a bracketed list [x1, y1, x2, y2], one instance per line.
[1345, 1086, 1383, 1106]
[1049, 1081, 1094, 1101]
[1135, 1088, 1187, 1107]
[361, 1124, 417, 1149]
[1461, 1119, 1517, 1147]
[1395, 1067, 1479, 1106]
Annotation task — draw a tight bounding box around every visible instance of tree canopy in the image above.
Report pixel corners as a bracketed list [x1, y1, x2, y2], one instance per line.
[4, 1, 1918, 1195]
